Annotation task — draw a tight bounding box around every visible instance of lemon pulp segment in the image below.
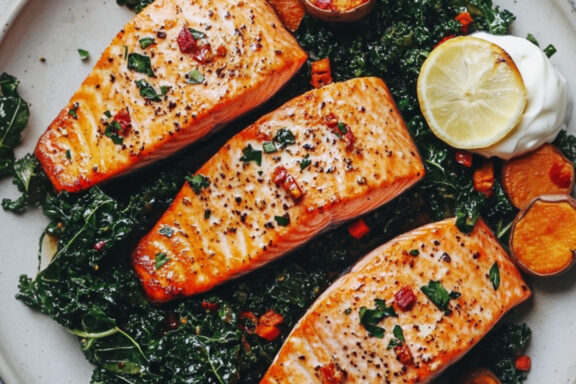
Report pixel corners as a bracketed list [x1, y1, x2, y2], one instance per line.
[417, 36, 527, 149]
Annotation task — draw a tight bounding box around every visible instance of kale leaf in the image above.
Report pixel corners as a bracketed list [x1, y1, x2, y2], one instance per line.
[0, 73, 30, 177]
[479, 323, 532, 384]
[2, 154, 52, 213]
[116, 0, 154, 13]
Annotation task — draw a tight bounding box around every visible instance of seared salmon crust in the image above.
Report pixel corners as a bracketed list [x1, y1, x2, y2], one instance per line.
[36, 0, 307, 192]
[261, 218, 531, 384]
[132, 77, 425, 302]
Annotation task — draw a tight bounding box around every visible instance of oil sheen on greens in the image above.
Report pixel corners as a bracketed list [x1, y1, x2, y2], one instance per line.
[7, 1, 540, 383]
[0, 73, 30, 178]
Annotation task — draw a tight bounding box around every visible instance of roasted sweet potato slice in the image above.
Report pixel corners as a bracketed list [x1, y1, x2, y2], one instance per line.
[267, 0, 306, 31]
[510, 194, 576, 276]
[502, 144, 575, 209]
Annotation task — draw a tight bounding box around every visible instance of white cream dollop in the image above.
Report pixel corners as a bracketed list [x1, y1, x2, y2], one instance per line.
[471, 32, 572, 160]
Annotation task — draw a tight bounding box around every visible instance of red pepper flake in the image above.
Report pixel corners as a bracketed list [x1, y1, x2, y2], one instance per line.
[324, 114, 355, 150]
[216, 45, 228, 57]
[455, 11, 473, 34]
[193, 43, 212, 64]
[342, 125, 356, 151]
[347, 218, 370, 239]
[177, 27, 212, 63]
[94, 241, 106, 251]
[177, 27, 198, 54]
[317, 361, 348, 384]
[113, 108, 132, 135]
[455, 150, 473, 168]
[394, 344, 414, 366]
[324, 113, 338, 128]
[394, 286, 417, 311]
[515, 355, 531, 372]
[273, 166, 304, 201]
[201, 301, 219, 312]
[549, 161, 573, 188]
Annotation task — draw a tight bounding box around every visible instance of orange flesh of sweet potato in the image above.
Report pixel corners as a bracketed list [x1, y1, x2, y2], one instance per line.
[502, 144, 575, 209]
[266, 0, 306, 32]
[510, 195, 576, 276]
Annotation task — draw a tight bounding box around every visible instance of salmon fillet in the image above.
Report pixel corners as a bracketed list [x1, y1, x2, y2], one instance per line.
[132, 77, 425, 302]
[261, 218, 531, 384]
[35, 0, 307, 192]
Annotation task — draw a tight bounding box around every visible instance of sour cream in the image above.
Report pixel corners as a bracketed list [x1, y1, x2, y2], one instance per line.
[470, 32, 572, 160]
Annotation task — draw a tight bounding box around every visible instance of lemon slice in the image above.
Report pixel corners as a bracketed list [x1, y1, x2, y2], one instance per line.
[417, 36, 527, 149]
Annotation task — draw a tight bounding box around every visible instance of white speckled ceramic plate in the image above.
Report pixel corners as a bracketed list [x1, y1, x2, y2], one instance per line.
[0, 0, 28, 42]
[1, 1, 576, 383]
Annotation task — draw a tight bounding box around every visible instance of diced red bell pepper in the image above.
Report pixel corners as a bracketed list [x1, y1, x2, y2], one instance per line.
[515, 355, 531, 372]
[455, 150, 473, 168]
[394, 286, 417, 311]
[455, 11, 474, 34]
[348, 218, 370, 240]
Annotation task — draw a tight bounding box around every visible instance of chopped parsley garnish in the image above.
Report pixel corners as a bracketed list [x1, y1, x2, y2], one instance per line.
[263, 141, 277, 154]
[68, 102, 79, 119]
[188, 28, 206, 39]
[127, 52, 155, 77]
[186, 69, 204, 84]
[387, 325, 405, 349]
[103, 110, 112, 119]
[409, 249, 419, 256]
[337, 122, 347, 135]
[135, 79, 167, 102]
[420, 280, 461, 315]
[544, 44, 557, 58]
[159, 226, 174, 238]
[154, 252, 170, 270]
[104, 121, 123, 145]
[65, 150, 71, 160]
[300, 154, 311, 170]
[139, 37, 155, 49]
[274, 214, 290, 227]
[77, 49, 90, 61]
[240, 144, 262, 166]
[489, 262, 500, 290]
[526, 33, 539, 46]
[185, 174, 211, 194]
[359, 298, 397, 338]
[204, 209, 211, 219]
[273, 128, 296, 149]
[525, 33, 556, 58]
